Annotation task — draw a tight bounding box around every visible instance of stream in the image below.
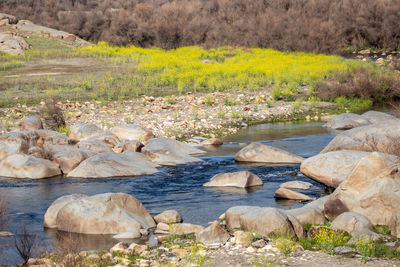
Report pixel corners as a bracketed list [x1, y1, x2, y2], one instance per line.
[0, 121, 335, 265]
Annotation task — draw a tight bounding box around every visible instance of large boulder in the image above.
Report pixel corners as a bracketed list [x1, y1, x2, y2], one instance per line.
[77, 139, 113, 153]
[113, 140, 143, 153]
[225, 206, 304, 238]
[0, 32, 30, 55]
[331, 212, 379, 240]
[67, 152, 159, 178]
[300, 150, 370, 188]
[44, 193, 156, 234]
[111, 124, 154, 142]
[321, 119, 400, 154]
[287, 196, 329, 225]
[142, 138, 204, 166]
[0, 154, 61, 179]
[235, 142, 304, 164]
[44, 194, 86, 228]
[46, 145, 96, 174]
[196, 221, 230, 245]
[388, 214, 400, 238]
[69, 124, 105, 141]
[0, 13, 18, 24]
[203, 171, 263, 188]
[274, 188, 312, 201]
[18, 116, 43, 131]
[171, 223, 204, 235]
[239, 207, 304, 238]
[324, 113, 370, 130]
[324, 152, 400, 225]
[361, 111, 397, 124]
[0, 134, 29, 161]
[36, 130, 73, 146]
[154, 210, 183, 224]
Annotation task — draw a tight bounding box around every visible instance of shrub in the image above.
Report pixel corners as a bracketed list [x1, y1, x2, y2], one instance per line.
[0, 197, 7, 232]
[270, 230, 297, 256]
[353, 235, 375, 262]
[15, 224, 37, 264]
[308, 226, 351, 255]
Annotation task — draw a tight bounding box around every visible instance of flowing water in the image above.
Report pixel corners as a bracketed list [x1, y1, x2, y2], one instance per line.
[0, 122, 335, 265]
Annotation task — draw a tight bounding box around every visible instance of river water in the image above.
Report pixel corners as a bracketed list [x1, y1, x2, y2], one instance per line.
[0, 122, 335, 265]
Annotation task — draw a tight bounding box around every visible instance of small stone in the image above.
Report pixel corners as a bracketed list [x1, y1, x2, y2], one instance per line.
[79, 251, 88, 257]
[157, 222, 170, 231]
[252, 239, 267, 248]
[246, 246, 257, 253]
[129, 243, 148, 254]
[0, 231, 14, 237]
[110, 242, 129, 253]
[334, 246, 357, 255]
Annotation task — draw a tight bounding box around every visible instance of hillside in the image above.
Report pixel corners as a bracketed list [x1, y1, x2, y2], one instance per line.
[1, 0, 399, 53]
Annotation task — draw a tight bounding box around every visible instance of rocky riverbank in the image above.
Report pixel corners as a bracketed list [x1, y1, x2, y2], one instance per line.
[0, 91, 337, 140]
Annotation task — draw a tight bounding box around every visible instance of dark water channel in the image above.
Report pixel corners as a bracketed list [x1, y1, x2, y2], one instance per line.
[0, 122, 335, 265]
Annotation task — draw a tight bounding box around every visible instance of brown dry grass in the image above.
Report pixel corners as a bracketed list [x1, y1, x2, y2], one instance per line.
[1, 0, 399, 53]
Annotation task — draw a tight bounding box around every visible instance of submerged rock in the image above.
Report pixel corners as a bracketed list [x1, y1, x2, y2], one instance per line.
[279, 181, 312, 190]
[300, 150, 370, 188]
[142, 137, 204, 166]
[67, 152, 159, 178]
[0, 154, 61, 179]
[234, 142, 304, 164]
[44, 193, 156, 234]
[203, 171, 263, 188]
[201, 138, 223, 146]
[274, 188, 312, 201]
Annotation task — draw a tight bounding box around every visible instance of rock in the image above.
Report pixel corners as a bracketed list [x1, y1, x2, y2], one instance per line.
[300, 150, 370, 188]
[46, 145, 96, 174]
[46, 193, 156, 234]
[287, 196, 329, 225]
[321, 119, 400, 154]
[142, 138, 204, 166]
[239, 207, 304, 238]
[156, 222, 170, 231]
[128, 243, 148, 254]
[85, 131, 120, 148]
[225, 206, 256, 229]
[77, 139, 114, 153]
[195, 221, 230, 245]
[334, 246, 357, 255]
[110, 242, 129, 253]
[388, 214, 400, 238]
[274, 188, 312, 201]
[324, 152, 400, 225]
[324, 113, 370, 130]
[0, 19, 8, 26]
[252, 239, 267, 248]
[235, 142, 304, 163]
[154, 210, 183, 224]
[0, 32, 30, 55]
[361, 111, 396, 124]
[201, 138, 223, 146]
[67, 152, 159, 178]
[18, 116, 43, 131]
[331, 212, 379, 239]
[279, 181, 312, 190]
[203, 171, 263, 188]
[0, 135, 29, 162]
[0, 231, 14, 237]
[170, 223, 204, 235]
[113, 229, 141, 239]
[44, 194, 86, 228]
[69, 123, 105, 141]
[0, 13, 18, 24]
[111, 124, 155, 142]
[234, 231, 254, 246]
[114, 140, 143, 153]
[36, 130, 73, 146]
[0, 154, 61, 179]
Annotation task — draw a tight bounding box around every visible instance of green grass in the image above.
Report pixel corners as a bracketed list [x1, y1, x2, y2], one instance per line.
[0, 40, 396, 111]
